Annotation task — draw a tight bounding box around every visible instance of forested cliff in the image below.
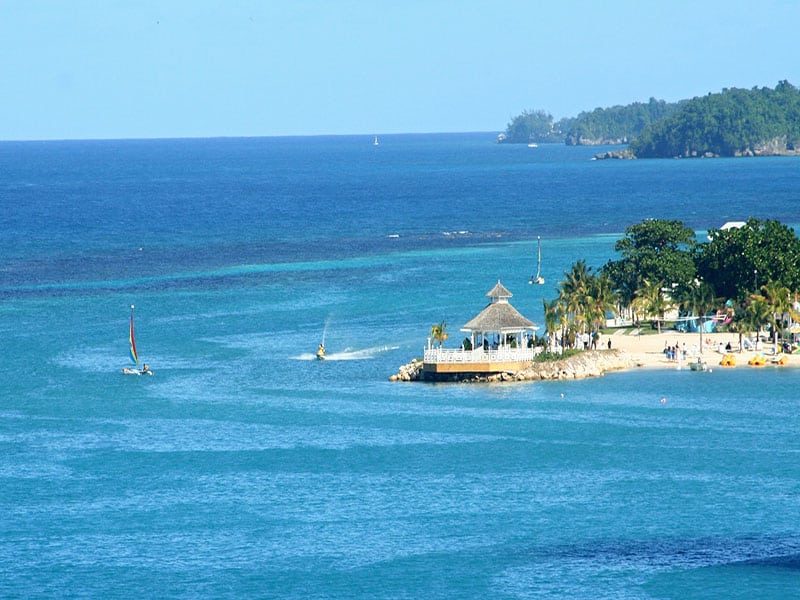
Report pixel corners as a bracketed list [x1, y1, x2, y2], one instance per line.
[501, 81, 800, 159]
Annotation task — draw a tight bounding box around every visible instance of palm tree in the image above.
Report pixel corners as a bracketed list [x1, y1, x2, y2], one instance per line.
[632, 279, 672, 334]
[746, 294, 772, 349]
[585, 273, 619, 334]
[430, 320, 448, 348]
[675, 280, 716, 353]
[753, 280, 800, 346]
[559, 260, 593, 339]
[542, 298, 558, 352]
[543, 296, 569, 353]
[562, 260, 591, 294]
[727, 309, 750, 353]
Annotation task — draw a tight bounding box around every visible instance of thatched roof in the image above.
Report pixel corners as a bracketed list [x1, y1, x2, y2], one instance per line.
[461, 298, 538, 333]
[459, 280, 538, 334]
[486, 281, 512, 299]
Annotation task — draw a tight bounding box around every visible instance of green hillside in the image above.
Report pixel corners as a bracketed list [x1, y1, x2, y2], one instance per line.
[563, 98, 679, 145]
[500, 99, 679, 145]
[501, 81, 800, 159]
[630, 81, 800, 158]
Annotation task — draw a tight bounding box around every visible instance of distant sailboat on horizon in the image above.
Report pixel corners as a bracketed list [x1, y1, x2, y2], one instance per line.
[373, 135, 379, 146]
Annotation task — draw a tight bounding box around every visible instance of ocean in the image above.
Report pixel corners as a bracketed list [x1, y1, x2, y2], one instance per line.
[1, 133, 799, 598]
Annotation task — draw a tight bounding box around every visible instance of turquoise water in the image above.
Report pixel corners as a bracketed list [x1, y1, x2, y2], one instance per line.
[2, 134, 799, 598]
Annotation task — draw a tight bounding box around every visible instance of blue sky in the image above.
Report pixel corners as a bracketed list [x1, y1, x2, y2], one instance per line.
[2, 0, 799, 140]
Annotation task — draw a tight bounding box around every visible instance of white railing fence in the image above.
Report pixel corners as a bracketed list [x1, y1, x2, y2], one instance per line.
[423, 346, 536, 364]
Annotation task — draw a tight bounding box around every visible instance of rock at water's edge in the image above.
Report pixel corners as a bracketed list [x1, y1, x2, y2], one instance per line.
[388, 358, 424, 381]
[389, 350, 637, 383]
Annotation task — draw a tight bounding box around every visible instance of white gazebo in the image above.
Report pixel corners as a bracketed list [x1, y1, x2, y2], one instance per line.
[423, 281, 539, 376]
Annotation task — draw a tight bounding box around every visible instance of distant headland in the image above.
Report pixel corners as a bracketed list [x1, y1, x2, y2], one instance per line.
[499, 80, 800, 159]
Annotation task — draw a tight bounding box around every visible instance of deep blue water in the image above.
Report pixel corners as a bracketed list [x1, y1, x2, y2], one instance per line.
[2, 133, 800, 598]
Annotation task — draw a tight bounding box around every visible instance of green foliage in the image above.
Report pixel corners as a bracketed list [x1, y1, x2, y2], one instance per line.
[564, 98, 680, 145]
[533, 348, 582, 363]
[430, 321, 449, 347]
[553, 217, 800, 341]
[696, 218, 800, 300]
[502, 81, 800, 152]
[751, 280, 800, 345]
[630, 81, 800, 157]
[631, 278, 674, 333]
[554, 260, 619, 339]
[501, 109, 558, 143]
[601, 219, 697, 305]
[672, 280, 717, 321]
[502, 99, 680, 145]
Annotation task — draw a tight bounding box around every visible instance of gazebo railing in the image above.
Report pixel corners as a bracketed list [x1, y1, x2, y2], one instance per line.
[424, 346, 535, 364]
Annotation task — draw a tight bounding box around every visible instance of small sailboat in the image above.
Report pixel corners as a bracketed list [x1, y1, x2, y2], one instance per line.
[529, 236, 545, 285]
[122, 304, 153, 375]
[373, 135, 379, 146]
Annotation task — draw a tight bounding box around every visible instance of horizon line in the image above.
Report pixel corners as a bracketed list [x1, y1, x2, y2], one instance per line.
[0, 130, 501, 144]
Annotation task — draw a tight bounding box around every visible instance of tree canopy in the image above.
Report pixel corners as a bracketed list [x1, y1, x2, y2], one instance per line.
[599, 217, 800, 304]
[501, 99, 680, 145]
[695, 218, 800, 300]
[563, 98, 679, 145]
[501, 109, 559, 144]
[500, 81, 800, 156]
[601, 220, 697, 305]
[630, 81, 800, 158]
[548, 217, 800, 346]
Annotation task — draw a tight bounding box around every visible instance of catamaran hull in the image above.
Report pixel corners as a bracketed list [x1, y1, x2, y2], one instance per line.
[122, 368, 154, 376]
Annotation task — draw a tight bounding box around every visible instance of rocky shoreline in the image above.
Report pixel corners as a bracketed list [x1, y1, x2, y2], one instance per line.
[595, 138, 800, 161]
[389, 350, 639, 383]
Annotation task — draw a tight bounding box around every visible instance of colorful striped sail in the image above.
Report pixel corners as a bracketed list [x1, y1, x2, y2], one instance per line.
[129, 306, 139, 365]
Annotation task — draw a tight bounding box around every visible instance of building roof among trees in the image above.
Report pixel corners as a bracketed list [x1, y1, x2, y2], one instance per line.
[462, 281, 538, 333]
[486, 280, 513, 300]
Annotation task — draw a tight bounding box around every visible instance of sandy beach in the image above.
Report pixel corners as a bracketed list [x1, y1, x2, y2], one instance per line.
[602, 329, 800, 369]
